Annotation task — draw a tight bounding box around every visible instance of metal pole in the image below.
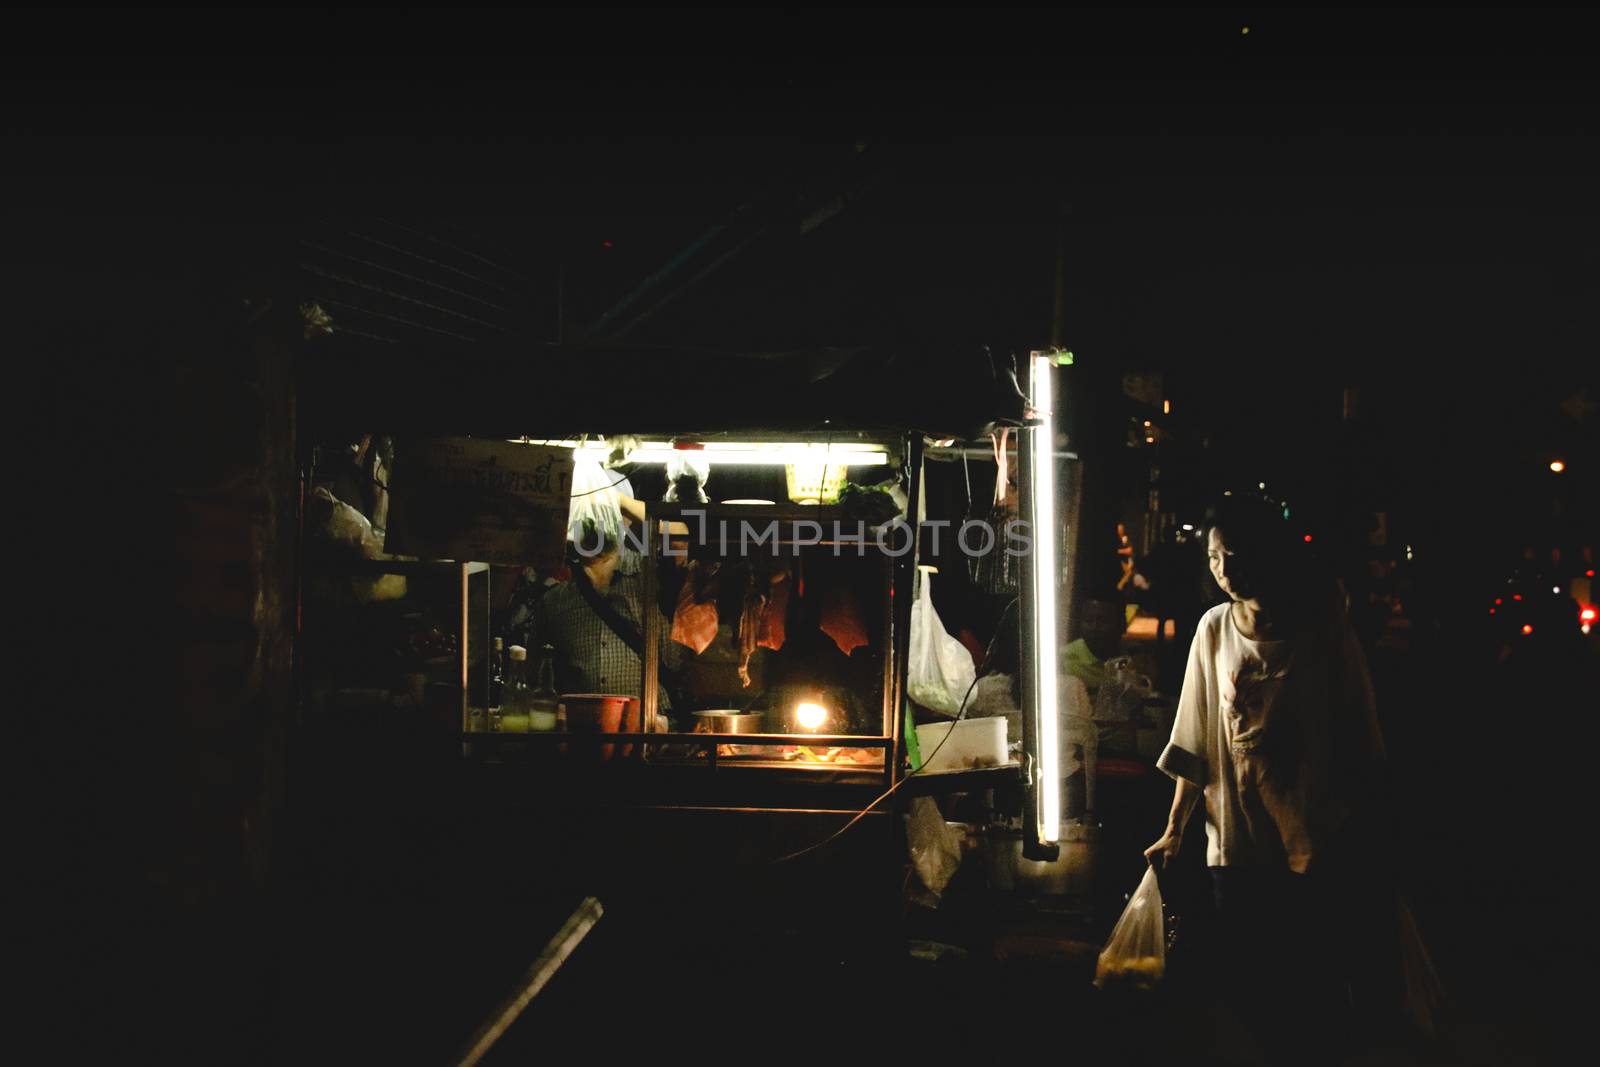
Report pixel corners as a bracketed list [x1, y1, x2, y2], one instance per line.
[642, 514, 659, 757]
[450, 896, 604, 1067]
[890, 434, 923, 789]
[1065, 458, 1085, 645]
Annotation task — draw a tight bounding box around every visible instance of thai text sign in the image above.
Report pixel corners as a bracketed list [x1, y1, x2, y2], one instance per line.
[388, 438, 573, 568]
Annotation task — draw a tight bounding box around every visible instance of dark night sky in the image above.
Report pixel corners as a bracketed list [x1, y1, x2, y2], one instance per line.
[12, 17, 1596, 1061]
[6, 8, 1595, 578]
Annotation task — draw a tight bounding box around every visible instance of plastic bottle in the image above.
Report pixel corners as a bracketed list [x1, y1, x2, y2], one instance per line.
[489, 636, 505, 708]
[499, 645, 531, 732]
[529, 644, 560, 731]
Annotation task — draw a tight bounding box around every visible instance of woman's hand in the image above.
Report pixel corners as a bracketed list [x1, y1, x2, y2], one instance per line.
[1144, 828, 1181, 870]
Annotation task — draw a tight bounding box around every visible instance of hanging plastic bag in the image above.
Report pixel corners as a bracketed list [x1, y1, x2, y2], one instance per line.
[907, 568, 978, 717]
[1094, 866, 1166, 991]
[664, 453, 710, 503]
[567, 456, 628, 554]
[1060, 672, 1098, 816]
[905, 797, 963, 906]
[1093, 657, 1151, 722]
[308, 486, 386, 560]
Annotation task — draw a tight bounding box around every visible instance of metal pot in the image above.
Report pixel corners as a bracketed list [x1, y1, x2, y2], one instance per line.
[692, 710, 767, 734]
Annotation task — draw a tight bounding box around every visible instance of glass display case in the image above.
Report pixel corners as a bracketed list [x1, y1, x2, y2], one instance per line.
[639, 503, 899, 775]
[301, 556, 490, 735]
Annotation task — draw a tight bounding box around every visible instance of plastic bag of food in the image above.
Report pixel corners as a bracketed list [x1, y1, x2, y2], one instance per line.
[1093, 866, 1166, 991]
[308, 486, 386, 559]
[568, 456, 629, 554]
[905, 797, 963, 906]
[664, 453, 710, 503]
[907, 569, 977, 717]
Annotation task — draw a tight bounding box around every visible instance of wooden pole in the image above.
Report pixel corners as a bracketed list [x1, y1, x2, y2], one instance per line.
[449, 896, 604, 1067]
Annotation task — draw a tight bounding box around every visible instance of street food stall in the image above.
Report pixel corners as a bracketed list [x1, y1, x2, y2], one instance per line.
[297, 337, 1078, 962]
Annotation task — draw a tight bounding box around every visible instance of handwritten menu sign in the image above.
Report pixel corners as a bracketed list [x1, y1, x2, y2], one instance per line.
[387, 438, 573, 568]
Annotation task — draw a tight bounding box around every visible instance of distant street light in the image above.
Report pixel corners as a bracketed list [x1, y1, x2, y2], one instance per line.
[1550, 460, 1566, 473]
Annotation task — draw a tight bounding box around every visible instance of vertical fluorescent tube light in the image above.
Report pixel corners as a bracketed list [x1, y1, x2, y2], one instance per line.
[1030, 352, 1061, 842]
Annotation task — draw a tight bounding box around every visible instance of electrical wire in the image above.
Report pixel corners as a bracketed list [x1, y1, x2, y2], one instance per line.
[772, 597, 1020, 865]
[533, 436, 633, 500]
[567, 473, 632, 499]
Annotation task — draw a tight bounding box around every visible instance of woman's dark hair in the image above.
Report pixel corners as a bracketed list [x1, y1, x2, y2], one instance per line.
[1204, 494, 1339, 635]
[1205, 495, 1297, 572]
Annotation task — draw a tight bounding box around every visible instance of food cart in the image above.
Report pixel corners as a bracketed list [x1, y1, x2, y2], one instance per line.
[297, 337, 1078, 987]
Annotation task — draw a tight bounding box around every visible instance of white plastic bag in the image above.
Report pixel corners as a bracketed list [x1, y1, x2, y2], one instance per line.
[905, 797, 963, 906]
[1093, 657, 1151, 722]
[664, 453, 711, 503]
[907, 569, 977, 717]
[1094, 866, 1166, 990]
[567, 456, 629, 554]
[308, 486, 387, 559]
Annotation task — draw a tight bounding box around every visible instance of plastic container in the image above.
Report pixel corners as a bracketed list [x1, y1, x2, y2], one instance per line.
[563, 693, 641, 760]
[785, 461, 849, 505]
[914, 716, 1008, 773]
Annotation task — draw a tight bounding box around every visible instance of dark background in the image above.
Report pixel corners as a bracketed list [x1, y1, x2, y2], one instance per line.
[9, 7, 1596, 1063]
[11, 8, 1593, 570]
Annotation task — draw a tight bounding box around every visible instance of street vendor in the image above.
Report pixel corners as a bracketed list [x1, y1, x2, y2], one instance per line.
[527, 459, 685, 724]
[528, 526, 687, 725]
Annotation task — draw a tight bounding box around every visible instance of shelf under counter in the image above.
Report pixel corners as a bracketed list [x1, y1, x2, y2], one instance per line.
[896, 763, 1023, 797]
[460, 731, 897, 798]
[463, 731, 888, 766]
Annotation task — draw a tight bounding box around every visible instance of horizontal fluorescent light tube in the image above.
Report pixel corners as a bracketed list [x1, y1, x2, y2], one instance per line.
[510, 440, 888, 465]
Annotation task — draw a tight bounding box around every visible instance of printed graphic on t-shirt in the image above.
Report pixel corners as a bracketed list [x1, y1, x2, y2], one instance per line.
[1223, 655, 1289, 750]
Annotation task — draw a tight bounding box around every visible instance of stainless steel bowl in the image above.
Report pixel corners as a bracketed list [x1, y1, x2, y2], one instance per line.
[692, 710, 767, 734]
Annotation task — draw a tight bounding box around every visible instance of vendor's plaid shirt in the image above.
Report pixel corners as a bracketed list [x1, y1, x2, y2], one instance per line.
[529, 554, 683, 711]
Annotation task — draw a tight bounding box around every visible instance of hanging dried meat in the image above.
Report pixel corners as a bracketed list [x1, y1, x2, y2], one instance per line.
[820, 584, 869, 656]
[737, 567, 767, 688]
[671, 560, 721, 654]
[757, 565, 790, 651]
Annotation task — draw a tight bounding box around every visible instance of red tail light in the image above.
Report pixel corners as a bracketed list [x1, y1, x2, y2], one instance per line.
[1522, 624, 1534, 635]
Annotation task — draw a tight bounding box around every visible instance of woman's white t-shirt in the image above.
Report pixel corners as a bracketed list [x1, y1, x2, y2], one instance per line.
[1157, 601, 1382, 872]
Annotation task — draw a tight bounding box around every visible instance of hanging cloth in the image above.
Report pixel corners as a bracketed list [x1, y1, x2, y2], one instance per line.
[969, 429, 1020, 595]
